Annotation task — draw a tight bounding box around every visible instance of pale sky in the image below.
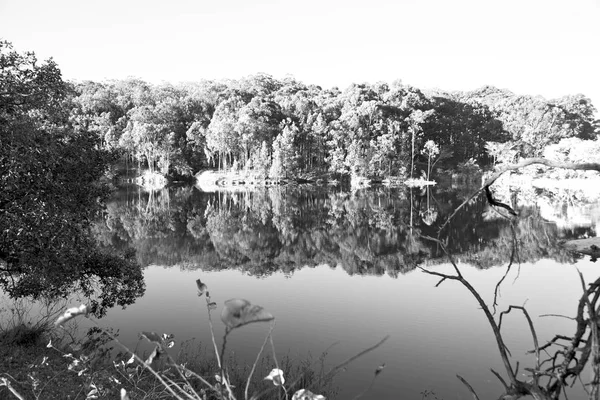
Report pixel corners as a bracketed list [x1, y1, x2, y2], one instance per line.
[1, 0, 599, 112]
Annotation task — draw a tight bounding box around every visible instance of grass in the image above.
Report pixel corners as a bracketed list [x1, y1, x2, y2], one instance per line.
[0, 280, 385, 400]
[0, 323, 339, 400]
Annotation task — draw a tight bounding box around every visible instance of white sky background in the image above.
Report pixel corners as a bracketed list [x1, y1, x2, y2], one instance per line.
[1, 0, 599, 112]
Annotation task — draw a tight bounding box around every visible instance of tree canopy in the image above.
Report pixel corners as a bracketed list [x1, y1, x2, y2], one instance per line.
[0, 41, 144, 314]
[67, 75, 598, 181]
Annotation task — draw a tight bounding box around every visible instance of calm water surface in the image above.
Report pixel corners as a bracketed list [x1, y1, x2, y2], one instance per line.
[95, 183, 600, 399]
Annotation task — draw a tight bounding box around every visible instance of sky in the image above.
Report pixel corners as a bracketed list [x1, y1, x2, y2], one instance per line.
[1, 0, 599, 111]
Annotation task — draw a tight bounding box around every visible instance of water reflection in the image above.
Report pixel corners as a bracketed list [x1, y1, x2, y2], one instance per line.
[94, 184, 600, 399]
[94, 184, 596, 275]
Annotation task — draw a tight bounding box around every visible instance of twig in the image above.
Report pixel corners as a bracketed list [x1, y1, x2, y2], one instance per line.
[321, 336, 389, 382]
[350, 368, 383, 400]
[205, 293, 221, 369]
[539, 314, 576, 321]
[456, 374, 481, 400]
[245, 322, 275, 400]
[0, 377, 26, 400]
[498, 305, 541, 378]
[490, 368, 508, 390]
[493, 224, 518, 314]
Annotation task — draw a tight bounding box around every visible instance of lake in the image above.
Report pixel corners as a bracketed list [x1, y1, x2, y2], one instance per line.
[93, 181, 600, 399]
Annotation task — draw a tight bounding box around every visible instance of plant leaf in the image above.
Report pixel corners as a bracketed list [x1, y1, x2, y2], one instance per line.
[221, 299, 274, 329]
[374, 363, 386, 376]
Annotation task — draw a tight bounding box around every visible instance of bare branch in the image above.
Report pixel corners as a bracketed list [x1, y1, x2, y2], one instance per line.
[457, 375, 481, 400]
[539, 314, 577, 321]
[490, 368, 509, 390]
[499, 305, 541, 375]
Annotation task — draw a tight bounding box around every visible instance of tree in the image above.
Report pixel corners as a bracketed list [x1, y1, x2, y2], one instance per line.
[0, 41, 144, 312]
[206, 95, 245, 170]
[421, 140, 440, 181]
[270, 122, 298, 179]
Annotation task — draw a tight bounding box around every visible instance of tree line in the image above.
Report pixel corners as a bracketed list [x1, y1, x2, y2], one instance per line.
[70, 73, 598, 180]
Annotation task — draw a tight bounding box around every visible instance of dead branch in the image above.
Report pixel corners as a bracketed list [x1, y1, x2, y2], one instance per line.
[578, 272, 600, 400]
[457, 375, 481, 400]
[499, 305, 541, 376]
[419, 236, 520, 390]
[493, 224, 519, 314]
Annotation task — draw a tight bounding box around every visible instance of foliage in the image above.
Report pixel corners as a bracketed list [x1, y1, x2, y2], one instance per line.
[541, 136, 600, 179]
[64, 61, 597, 181]
[0, 41, 144, 311]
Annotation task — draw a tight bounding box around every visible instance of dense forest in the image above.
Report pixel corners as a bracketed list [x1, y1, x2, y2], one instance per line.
[70, 68, 599, 181]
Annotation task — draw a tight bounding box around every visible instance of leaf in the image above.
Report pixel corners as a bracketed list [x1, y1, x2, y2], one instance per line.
[126, 354, 135, 365]
[208, 302, 217, 310]
[292, 389, 325, 400]
[54, 304, 89, 327]
[220, 299, 274, 329]
[196, 279, 208, 296]
[264, 368, 285, 386]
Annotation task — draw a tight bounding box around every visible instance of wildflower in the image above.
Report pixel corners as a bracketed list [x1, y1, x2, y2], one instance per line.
[264, 368, 285, 386]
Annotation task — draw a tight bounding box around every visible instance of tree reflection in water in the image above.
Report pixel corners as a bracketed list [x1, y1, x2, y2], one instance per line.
[95, 184, 591, 276]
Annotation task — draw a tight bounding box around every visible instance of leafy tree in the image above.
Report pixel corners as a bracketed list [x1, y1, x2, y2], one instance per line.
[206, 95, 245, 170]
[0, 41, 144, 311]
[421, 140, 440, 181]
[270, 122, 298, 178]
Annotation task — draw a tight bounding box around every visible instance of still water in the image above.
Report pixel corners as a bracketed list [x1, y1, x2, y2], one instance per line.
[95, 183, 600, 399]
